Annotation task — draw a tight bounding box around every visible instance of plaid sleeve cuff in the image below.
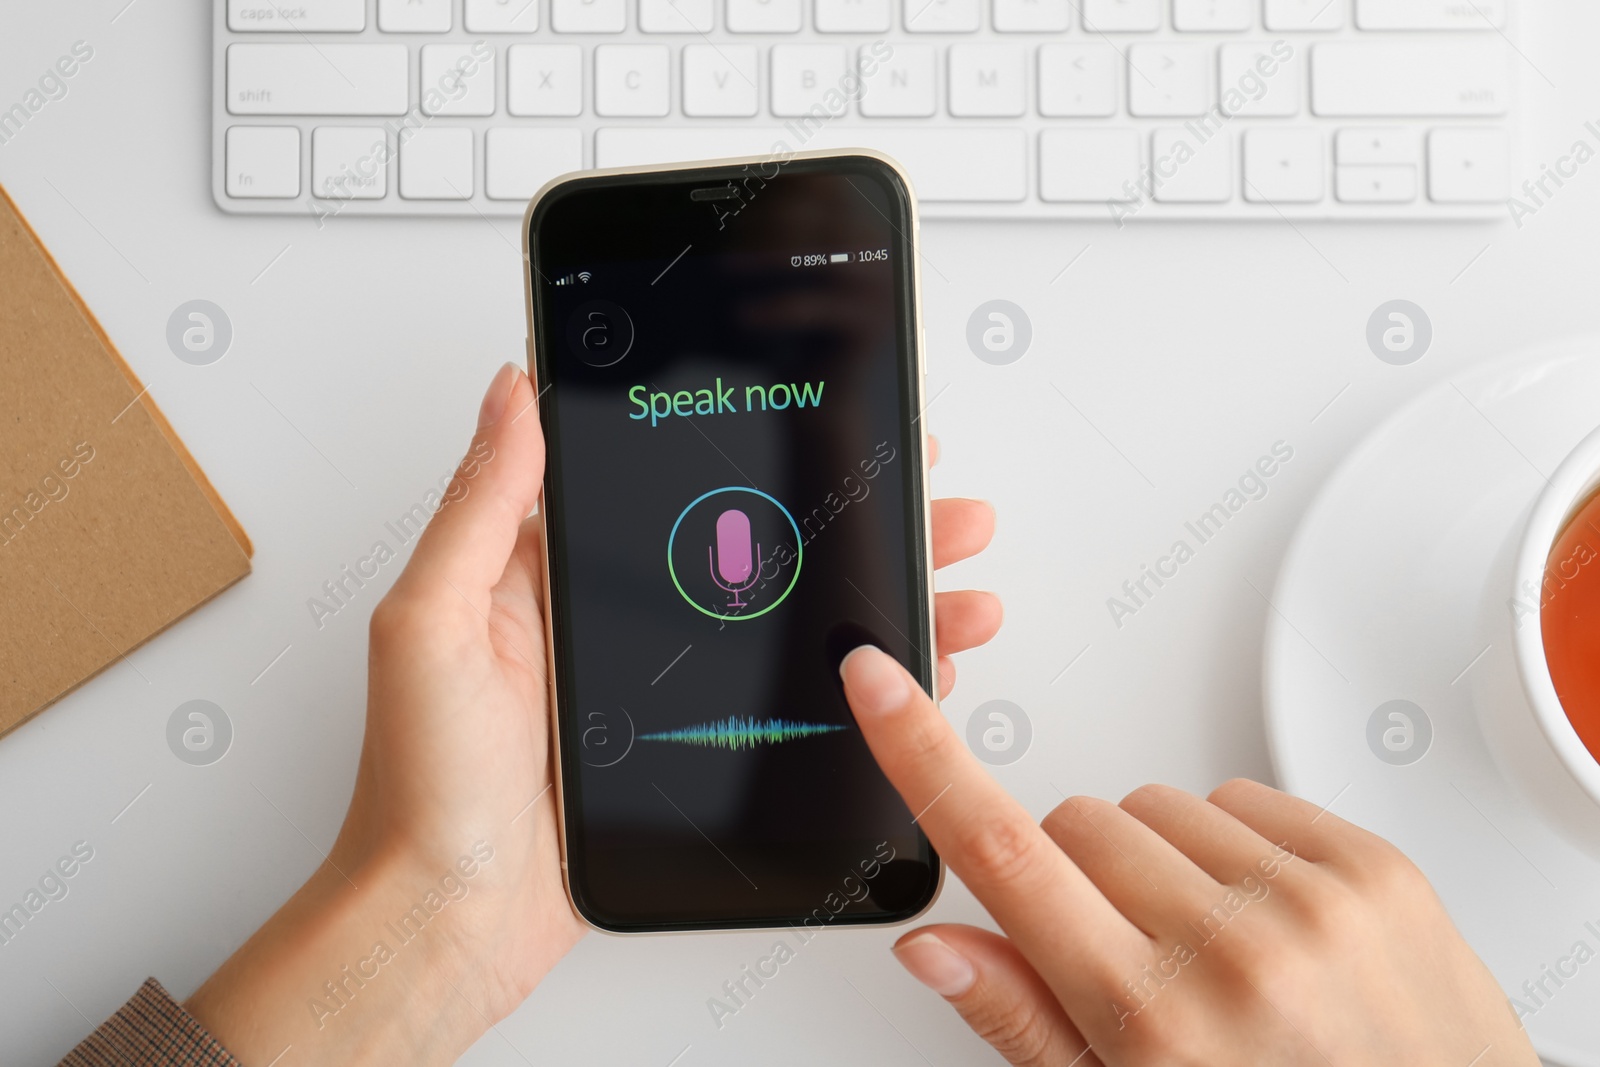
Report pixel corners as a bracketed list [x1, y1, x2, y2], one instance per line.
[58, 977, 242, 1067]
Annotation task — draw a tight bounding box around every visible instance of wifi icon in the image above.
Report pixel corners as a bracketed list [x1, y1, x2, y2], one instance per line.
[577, 271, 592, 283]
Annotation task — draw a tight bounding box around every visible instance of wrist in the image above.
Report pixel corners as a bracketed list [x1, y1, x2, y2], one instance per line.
[186, 845, 491, 1066]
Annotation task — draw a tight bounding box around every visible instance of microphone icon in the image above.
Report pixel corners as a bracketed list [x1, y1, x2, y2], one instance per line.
[709, 508, 763, 610]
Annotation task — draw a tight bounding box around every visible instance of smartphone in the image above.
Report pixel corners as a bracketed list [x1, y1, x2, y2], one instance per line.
[521, 151, 937, 933]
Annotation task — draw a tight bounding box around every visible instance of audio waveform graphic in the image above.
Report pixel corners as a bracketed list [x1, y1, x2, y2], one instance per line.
[639, 716, 848, 751]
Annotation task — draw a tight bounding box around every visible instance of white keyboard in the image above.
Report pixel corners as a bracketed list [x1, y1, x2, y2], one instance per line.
[211, 0, 1516, 220]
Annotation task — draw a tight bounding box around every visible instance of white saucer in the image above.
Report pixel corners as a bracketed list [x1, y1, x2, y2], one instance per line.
[1264, 341, 1600, 1067]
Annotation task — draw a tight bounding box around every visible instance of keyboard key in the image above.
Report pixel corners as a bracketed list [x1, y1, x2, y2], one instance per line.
[1082, 0, 1159, 32]
[597, 127, 783, 166]
[1265, 0, 1344, 30]
[225, 126, 300, 198]
[904, 0, 980, 32]
[833, 128, 1025, 201]
[728, 0, 803, 32]
[596, 127, 1026, 201]
[1128, 45, 1210, 117]
[312, 126, 387, 199]
[1355, 0, 1504, 29]
[1336, 165, 1416, 202]
[509, 46, 584, 116]
[401, 128, 473, 198]
[420, 45, 496, 116]
[226, 44, 409, 116]
[1039, 129, 1140, 202]
[1219, 42, 1300, 117]
[771, 46, 849, 116]
[553, 0, 627, 32]
[228, 0, 364, 32]
[486, 128, 584, 200]
[859, 44, 935, 117]
[378, 0, 451, 32]
[816, 0, 892, 33]
[595, 45, 671, 116]
[1311, 42, 1507, 116]
[1243, 128, 1323, 202]
[1038, 44, 1116, 116]
[683, 45, 758, 116]
[949, 46, 1025, 117]
[1173, 0, 1251, 32]
[465, 0, 540, 31]
[993, 0, 1069, 32]
[1335, 127, 1414, 165]
[1151, 128, 1231, 202]
[1427, 128, 1507, 202]
[641, 0, 716, 32]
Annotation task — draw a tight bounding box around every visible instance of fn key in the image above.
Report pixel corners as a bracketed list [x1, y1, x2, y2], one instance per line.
[226, 126, 300, 198]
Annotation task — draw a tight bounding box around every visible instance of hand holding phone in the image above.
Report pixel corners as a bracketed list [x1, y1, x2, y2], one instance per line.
[181, 359, 1005, 1061]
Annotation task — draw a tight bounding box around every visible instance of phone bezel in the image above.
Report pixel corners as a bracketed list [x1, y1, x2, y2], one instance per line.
[520, 150, 941, 934]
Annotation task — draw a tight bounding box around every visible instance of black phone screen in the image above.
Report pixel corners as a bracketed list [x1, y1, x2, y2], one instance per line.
[527, 156, 936, 932]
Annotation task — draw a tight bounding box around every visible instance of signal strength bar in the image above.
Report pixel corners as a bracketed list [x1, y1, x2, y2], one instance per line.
[554, 271, 593, 286]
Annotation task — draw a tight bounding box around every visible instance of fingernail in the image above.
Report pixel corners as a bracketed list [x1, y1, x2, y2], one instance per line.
[839, 646, 910, 719]
[478, 362, 521, 430]
[893, 934, 975, 998]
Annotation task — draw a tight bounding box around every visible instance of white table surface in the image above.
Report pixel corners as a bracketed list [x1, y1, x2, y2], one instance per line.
[3, 4, 1598, 1065]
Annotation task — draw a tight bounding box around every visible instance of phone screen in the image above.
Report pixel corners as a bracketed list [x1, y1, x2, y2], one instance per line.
[528, 157, 936, 931]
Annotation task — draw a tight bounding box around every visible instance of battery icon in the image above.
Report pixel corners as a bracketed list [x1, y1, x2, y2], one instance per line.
[829, 253, 850, 264]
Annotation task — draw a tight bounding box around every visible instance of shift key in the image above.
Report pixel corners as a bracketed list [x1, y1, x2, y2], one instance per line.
[1311, 41, 1507, 116]
[227, 44, 409, 116]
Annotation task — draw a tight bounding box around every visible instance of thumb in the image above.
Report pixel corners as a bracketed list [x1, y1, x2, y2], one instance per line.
[893, 924, 1097, 1067]
[395, 362, 545, 606]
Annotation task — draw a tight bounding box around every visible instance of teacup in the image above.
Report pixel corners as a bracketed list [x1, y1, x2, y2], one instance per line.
[1477, 423, 1600, 856]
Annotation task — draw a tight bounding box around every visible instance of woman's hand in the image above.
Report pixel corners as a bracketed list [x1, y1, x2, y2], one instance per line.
[185, 362, 1002, 1065]
[839, 646, 1540, 1067]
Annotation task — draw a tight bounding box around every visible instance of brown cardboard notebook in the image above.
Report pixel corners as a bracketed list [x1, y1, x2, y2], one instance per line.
[0, 184, 252, 736]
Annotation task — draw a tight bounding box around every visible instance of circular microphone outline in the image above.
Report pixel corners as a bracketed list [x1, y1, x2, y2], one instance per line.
[667, 487, 802, 621]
